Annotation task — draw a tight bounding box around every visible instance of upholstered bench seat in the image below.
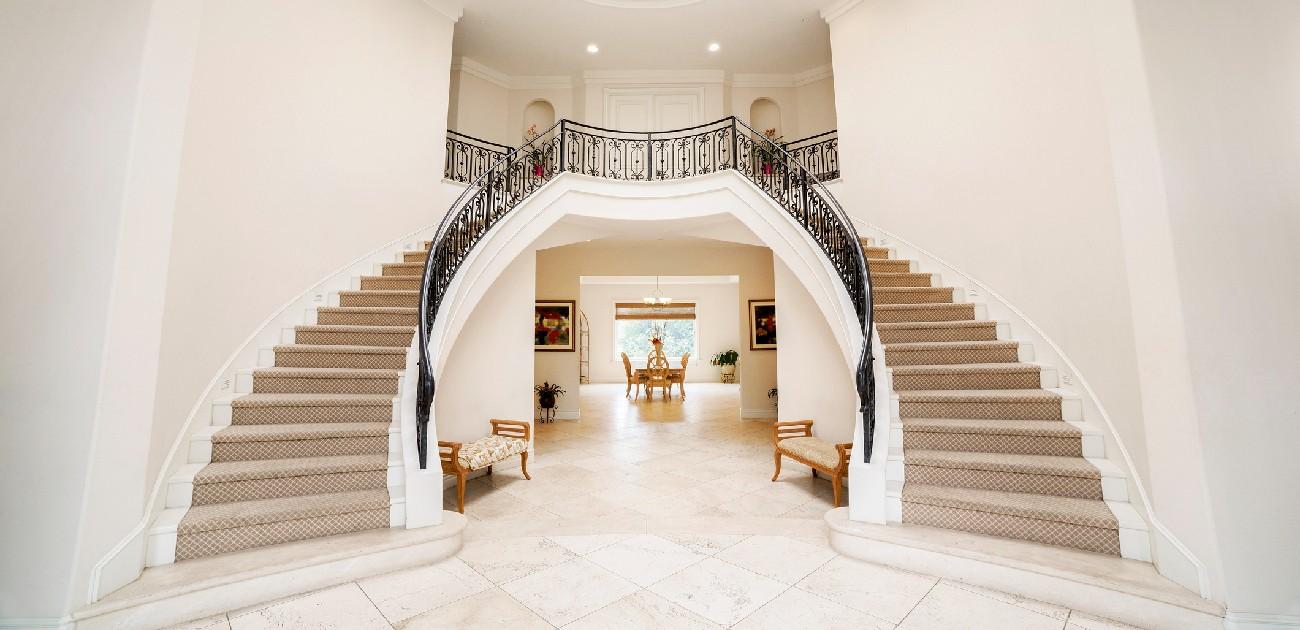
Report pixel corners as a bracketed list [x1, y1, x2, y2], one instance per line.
[772, 420, 853, 507]
[776, 436, 840, 470]
[440, 419, 531, 513]
[458, 434, 528, 471]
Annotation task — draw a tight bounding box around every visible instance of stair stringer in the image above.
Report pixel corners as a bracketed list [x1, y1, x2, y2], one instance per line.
[847, 216, 1211, 597]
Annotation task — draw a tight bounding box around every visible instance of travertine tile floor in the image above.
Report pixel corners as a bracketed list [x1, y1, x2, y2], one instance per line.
[177, 384, 1143, 629]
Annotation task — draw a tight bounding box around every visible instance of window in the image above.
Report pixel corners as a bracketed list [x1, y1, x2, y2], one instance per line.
[614, 302, 697, 360]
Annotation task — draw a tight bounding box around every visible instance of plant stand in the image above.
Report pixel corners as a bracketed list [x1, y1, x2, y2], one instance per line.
[537, 404, 556, 423]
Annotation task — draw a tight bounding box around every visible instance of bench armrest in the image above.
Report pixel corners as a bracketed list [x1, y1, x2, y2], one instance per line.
[490, 419, 531, 441]
[772, 419, 814, 444]
[835, 443, 852, 472]
[437, 440, 464, 474]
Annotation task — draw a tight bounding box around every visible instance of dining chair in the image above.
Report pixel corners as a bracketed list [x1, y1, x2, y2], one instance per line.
[644, 351, 672, 399]
[620, 352, 646, 399]
[668, 352, 689, 399]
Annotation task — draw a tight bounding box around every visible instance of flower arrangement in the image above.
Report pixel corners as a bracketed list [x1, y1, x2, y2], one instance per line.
[758, 127, 784, 174]
[524, 124, 547, 177]
[650, 336, 664, 346]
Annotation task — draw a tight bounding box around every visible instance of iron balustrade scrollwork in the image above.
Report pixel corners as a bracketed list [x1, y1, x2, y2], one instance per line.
[444, 130, 513, 184]
[783, 130, 839, 181]
[417, 118, 875, 470]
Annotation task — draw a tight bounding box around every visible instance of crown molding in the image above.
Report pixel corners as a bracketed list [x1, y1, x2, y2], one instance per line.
[582, 69, 727, 86]
[819, 0, 863, 23]
[453, 57, 574, 90]
[731, 64, 833, 89]
[419, 0, 464, 23]
[582, 0, 704, 7]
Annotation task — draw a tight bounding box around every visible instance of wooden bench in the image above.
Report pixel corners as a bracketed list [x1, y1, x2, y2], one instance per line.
[771, 420, 852, 508]
[438, 419, 531, 514]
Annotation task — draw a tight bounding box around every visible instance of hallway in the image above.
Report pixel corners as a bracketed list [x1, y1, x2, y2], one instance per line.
[179, 384, 1142, 629]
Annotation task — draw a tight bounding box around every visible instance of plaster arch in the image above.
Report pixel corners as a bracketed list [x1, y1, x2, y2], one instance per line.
[399, 170, 876, 524]
[522, 98, 557, 137]
[749, 97, 783, 136]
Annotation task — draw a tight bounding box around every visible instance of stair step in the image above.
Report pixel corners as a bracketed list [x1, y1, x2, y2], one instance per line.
[868, 272, 933, 288]
[899, 389, 1063, 421]
[274, 345, 407, 370]
[381, 262, 424, 276]
[856, 236, 873, 247]
[212, 422, 390, 462]
[901, 483, 1119, 556]
[878, 320, 999, 344]
[251, 367, 401, 395]
[175, 489, 390, 561]
[874, 286, 955, 305]
[891, 363, 1042, 390]
[192, 454, 389, 505]
[316, 307, 417, 327]
[293, 324, 414, 347]
[338, 290, 419, 308]
[863, 245, 892, 259]
[874, 302, 975, 323]
[402, 251, 428, 263]
[360, 275, 419, 290]
[902, 418, 1082, 456]
[868, 259, 913, 273]
[885, 340, 1019, 366]
[231, 393, 394, 425]
[904, 450, 1102, 499]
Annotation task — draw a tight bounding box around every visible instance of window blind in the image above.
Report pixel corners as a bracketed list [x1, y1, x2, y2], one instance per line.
[614, 302, 696, 320]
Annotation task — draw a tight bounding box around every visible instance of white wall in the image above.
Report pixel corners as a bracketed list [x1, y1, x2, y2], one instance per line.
[536, 241, 777, 418]
[435, 253, 535, 447]
[580, 280, 741, 385]
[775, 259, 857, 444]
[0, 1, 158, 620]
[795, 76, 838, 138]
[448, 67, 510, 145]
[1130, 0, 1300, 619]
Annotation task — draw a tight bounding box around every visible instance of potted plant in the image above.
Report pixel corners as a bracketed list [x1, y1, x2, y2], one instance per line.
[710, 350, 739, 383]
[534, 381, 566, 410]
[524, 124, 547, 177]
[757, 128, 784, 175]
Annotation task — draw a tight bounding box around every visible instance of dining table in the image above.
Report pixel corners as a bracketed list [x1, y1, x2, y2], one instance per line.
[632, 367, 686, 398]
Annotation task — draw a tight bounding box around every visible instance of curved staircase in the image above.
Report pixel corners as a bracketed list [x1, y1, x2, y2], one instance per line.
[152, 247, 437, 563]
[865, 237, 1137, 556]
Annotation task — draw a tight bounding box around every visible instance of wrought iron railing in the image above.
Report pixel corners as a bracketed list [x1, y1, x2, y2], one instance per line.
[444, 130, 512, 184]
[784, 130, 839, 181]
[419, 118, 875, 469]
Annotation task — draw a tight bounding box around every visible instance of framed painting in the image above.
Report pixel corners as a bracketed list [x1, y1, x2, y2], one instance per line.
[534, 300, 576, 352]
[749, 299, 777, 350]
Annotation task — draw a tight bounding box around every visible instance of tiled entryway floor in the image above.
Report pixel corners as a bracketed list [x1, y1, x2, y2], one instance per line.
[179, 384, 1141, 629]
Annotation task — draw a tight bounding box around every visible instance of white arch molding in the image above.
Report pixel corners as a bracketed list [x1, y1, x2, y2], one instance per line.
[522, 99, 556, 138]
[400, 170, 888, 526]
[749, 97, 783, 136]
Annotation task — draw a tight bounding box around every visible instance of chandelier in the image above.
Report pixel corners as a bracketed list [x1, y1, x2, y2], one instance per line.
[643, 276, 672, 306]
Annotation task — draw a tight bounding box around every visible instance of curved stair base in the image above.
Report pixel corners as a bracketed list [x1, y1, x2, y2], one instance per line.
[825, 508, 1221, 630]
[75, 511, 467, 630]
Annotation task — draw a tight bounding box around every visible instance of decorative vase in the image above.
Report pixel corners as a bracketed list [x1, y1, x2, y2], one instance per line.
[539, 392, 556, 409]
[720, 364, 736, 384]
[762, 162, 773, 175]
[533, 163, 545, 177]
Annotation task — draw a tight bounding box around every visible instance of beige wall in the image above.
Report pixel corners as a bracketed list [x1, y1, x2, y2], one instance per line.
[774, 258, 858, 443]
[536, 242, 777, 418]
[148, 0, 456, 497]
[795, 77, 838, 138]
[581, 280, 742, 385]
[1131, 0, 1300, 617]
[0, 0, 159, 618]
[447, 69, 510, 145]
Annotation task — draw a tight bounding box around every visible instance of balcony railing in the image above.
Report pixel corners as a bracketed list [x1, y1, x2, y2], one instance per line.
[784, 130, 839, 181]
[444, 130, 512, 184]
[419, 118, 873, 472]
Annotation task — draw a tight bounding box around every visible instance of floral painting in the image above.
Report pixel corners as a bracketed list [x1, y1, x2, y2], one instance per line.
[534, 300, 576, 352]
[749, 299, 777, 350]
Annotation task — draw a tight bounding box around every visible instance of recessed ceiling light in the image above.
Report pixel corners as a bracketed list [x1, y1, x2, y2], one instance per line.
[708, 42, 721, 52]
[586, 43, 600, 54]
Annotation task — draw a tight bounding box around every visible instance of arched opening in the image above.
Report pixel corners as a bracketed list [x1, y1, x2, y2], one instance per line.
[749, 97, 783, 138]
[523, 99, 556, 139]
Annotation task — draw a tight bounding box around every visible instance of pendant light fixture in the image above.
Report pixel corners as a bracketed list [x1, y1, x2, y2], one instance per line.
[642, 276, 672, 306]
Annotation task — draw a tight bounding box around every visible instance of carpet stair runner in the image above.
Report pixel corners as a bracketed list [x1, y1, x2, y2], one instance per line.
[173, 244, 433, 561]
[864, 237, 1122, 556]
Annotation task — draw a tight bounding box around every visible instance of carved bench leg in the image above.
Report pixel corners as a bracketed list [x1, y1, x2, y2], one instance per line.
[831, 473, 842, 508]
[520, 451, 532, 480]
[772, 450, 783, 481]
[456, 473, 467, 514]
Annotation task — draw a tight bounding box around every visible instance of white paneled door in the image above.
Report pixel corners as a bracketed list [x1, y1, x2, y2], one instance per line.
[605, 89, 702, 131]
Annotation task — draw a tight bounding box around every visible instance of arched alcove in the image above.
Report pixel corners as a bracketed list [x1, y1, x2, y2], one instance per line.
[523, 99, 556, 137]
[749, 97, 782, 138]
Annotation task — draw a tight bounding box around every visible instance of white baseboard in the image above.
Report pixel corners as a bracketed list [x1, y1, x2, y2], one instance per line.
[0, 618, 72, 629]
[1226, 612, 1300, 629]
[551, 410, 580, 421]
[741, 408, 776, 419]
